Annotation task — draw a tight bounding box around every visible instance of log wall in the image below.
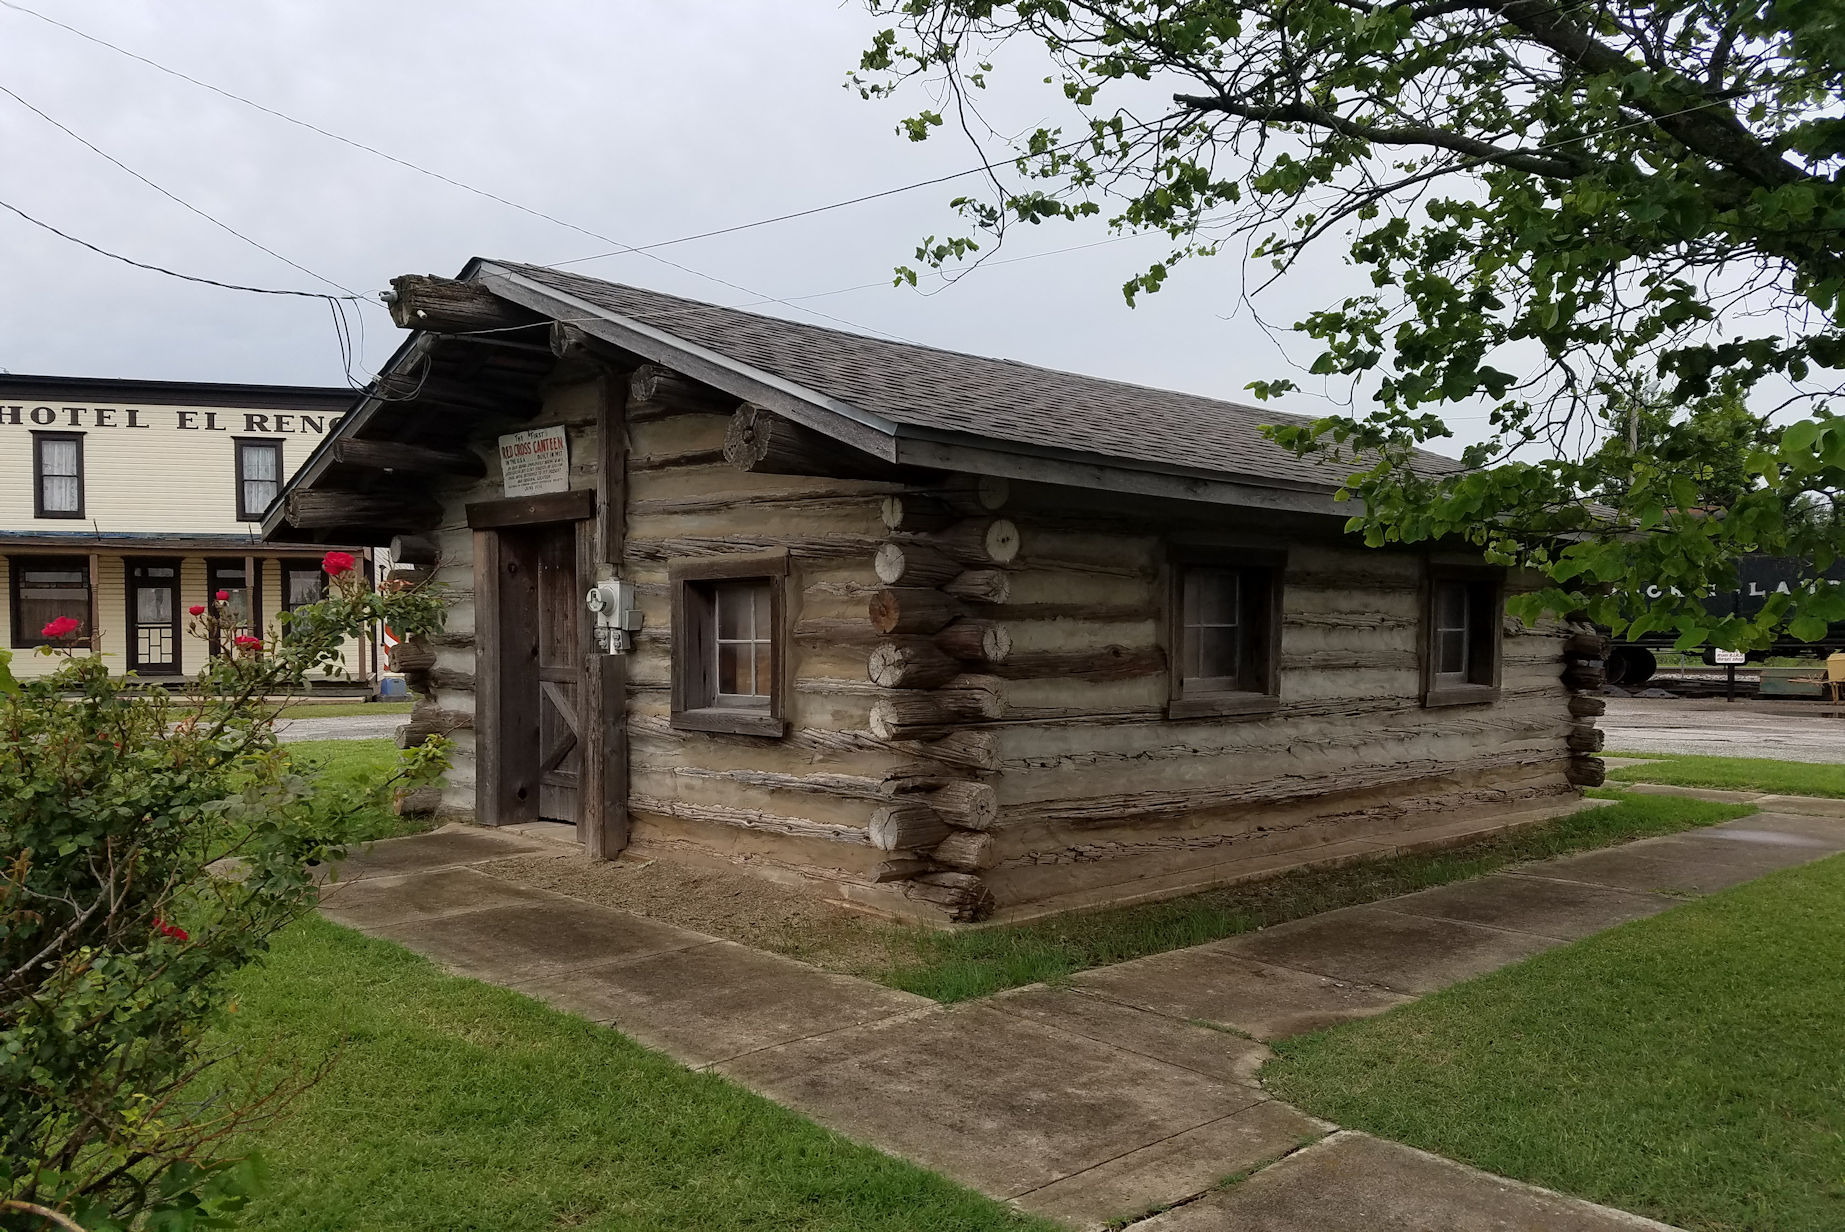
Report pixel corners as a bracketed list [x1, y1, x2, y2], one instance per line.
[947, 484, 1578, 920]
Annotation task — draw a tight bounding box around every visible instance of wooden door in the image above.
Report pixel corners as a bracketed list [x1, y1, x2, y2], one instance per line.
[125, 559, 180, 675]
[485, 522, 583, 830]
[533, 525, 582, 827]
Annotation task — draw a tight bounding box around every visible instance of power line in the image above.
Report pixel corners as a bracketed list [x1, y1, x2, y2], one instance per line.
[547, 167, 996, 268]
[0, 80, 363, 299]
[0, 0, 923, 344]
[0, 196, 361, 299]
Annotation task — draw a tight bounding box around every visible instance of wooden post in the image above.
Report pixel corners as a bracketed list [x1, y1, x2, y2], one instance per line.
[580, 369, 630, 860]
[244, 554, 258, 640]
[87, 551, 102, 657]
[474, 531, 509, 824]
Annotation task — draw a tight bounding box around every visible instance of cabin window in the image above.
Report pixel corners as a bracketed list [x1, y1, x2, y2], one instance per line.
[10, 556, 90, 647]
[670, 553, 788, 737]
[1423, 566, 1504, 706]
[33, 433, 84, 519]
[235, 438, 283, 522]
[1167, 548, 1284, 719]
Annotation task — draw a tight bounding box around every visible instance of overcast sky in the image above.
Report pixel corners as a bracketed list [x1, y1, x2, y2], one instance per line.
[0, 1, 1495, 453]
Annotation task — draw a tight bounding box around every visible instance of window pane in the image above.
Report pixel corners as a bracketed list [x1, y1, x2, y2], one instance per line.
[1436, 582, 1469, 631]
[1195, 625, 1241, 680]
[287, 571, 325, 608]
[715, 584, 750, 639]
[717, 641, 748, 695]
[41, 476, 80, 512]
[1437, 628, 1468, 676]
[136, 586, 173, 624]
[241, 443, 279, 481]
[242, 479, 278, 517]
[41, 439, 78, 475]
[753, 635, 775, 697]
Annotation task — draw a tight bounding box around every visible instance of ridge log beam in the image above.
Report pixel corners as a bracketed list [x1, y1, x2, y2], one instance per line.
[285, 489, 443, 534]
[388, 274, 539, 335]
[725, 403, 899, 480]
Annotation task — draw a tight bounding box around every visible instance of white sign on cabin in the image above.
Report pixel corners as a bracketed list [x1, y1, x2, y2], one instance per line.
[1712, 648, 1746, 665]
[498, 426, 569, 497]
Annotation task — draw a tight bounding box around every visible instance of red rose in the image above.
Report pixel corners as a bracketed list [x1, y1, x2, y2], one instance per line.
[153, 918, 189, 942]
[322, 551, 357, 577]
[40, 616, 81, 639]
[187, 604, 206, 616]
[215, 590, 230, 601]
[234, 635, 262, 648]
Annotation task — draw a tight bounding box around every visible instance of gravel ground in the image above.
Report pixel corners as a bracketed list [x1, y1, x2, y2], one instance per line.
[274, 713, 406, 743]
[1601, 697, 1845, 763]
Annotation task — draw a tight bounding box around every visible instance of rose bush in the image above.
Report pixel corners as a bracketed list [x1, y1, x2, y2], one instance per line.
[2, 563, 447, 1231]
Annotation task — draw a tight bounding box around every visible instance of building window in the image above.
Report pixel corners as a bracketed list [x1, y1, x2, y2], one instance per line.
[10, 556, 90, 647]
[670, 553, 787, 737]
[206, 559, 261, 655]
[235, 439, 283, 522]
[1424, 566, 1504, 706]
[283, 562, 327, 610]
[1167, 548, 1284, 719]
[33, 433, 83, 519]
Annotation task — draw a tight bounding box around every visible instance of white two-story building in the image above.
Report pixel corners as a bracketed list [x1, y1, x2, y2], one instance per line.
[0, 375, 377, 686]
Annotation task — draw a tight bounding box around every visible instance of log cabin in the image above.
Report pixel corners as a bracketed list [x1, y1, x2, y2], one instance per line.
[264, 260, 1607, 925]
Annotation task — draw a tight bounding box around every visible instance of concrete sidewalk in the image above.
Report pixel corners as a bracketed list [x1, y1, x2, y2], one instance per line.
[318, 804, 1845, 1231]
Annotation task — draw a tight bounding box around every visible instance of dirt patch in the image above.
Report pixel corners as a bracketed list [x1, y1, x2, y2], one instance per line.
[477, 853, 917, 977]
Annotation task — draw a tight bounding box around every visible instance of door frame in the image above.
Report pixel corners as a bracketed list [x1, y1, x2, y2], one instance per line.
[124, 557, 182, 675]
[469, 488, 626, 855]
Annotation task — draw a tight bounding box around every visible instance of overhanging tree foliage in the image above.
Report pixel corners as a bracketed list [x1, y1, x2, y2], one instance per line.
[855, 0, 1845, 648]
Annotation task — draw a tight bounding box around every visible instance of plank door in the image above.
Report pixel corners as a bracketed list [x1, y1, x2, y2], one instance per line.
[532, 524, 583, 828]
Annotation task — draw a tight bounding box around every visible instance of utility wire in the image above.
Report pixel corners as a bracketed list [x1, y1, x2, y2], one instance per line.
[0, 0, 1170, 329]
[0, 196, 359, 299]
[0, 81, 363, 299]
[0, 0, 922, 342]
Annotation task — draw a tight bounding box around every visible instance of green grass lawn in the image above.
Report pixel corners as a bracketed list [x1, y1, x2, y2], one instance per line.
[284, 738, 431, 842]
[1265, 853, 1845, 1232]
[1609, 752, 1845, 798]
[877, 792, 1753, 1002]
[218, 917, 1051, 1232]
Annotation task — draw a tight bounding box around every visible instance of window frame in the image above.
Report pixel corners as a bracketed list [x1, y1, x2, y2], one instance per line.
[670, 551, 789, 738]
[1165, 545, 1286, 720]
[9, 555, 92, 648]
[32, 431, 85, 520]
[1422, 562, 1505, 708]
[234, 437, 285, 523]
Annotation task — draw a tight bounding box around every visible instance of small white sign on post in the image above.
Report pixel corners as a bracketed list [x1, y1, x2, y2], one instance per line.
[498, 426, 569, 498]
[1712, 648, 1746, 665]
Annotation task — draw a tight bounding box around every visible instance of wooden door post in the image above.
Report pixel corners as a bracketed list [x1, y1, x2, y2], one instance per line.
[580, 368, 631, 859]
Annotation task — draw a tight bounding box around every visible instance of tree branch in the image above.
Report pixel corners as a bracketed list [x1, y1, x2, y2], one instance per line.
[1171, 92, 1594, 178]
